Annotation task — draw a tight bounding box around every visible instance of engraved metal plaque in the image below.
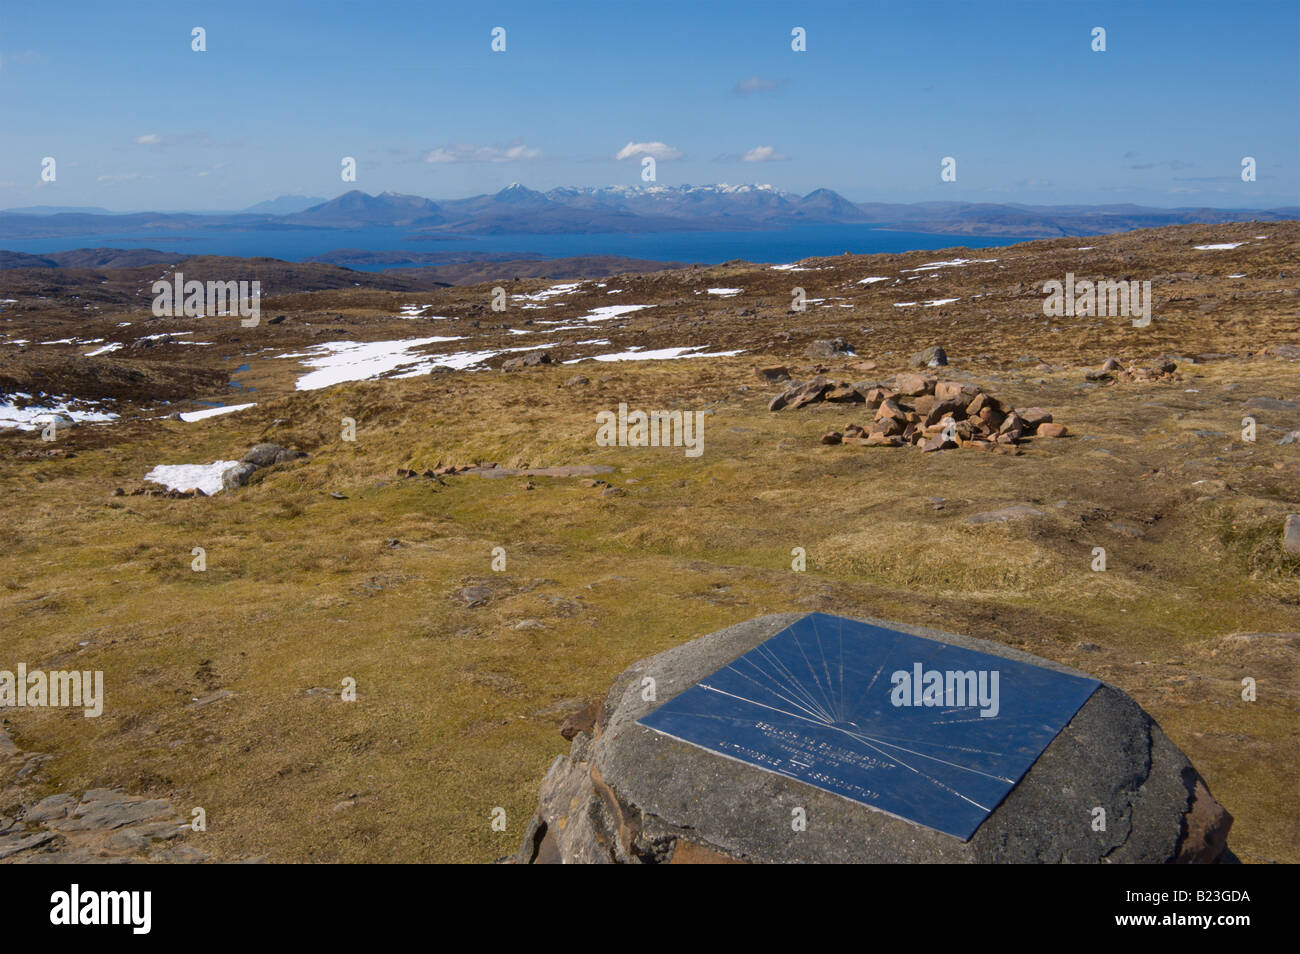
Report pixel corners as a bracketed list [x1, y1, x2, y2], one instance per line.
[637, 613, 1100, 840]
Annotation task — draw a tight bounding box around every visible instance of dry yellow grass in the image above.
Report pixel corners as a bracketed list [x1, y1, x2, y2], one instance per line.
[2, 222, 1298, 862]
[2, 353, 1298, 863]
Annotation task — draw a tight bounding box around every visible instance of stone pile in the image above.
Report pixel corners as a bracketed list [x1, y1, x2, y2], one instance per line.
[1085, 356, 1179, 383]
[770, 373, 1065, 452]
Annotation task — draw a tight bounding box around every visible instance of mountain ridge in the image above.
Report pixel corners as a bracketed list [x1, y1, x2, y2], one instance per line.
[1, 185, 1294, 240]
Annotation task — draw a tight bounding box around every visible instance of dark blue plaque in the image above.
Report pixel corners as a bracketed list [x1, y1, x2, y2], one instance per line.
[637, 613, 1100, 840]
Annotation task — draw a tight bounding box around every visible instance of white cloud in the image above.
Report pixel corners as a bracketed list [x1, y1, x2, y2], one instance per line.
[131, 131, 216, 150]
[615, 141, 682, 161]
[424, 141, 542, 163]
[742, 145, 788, 163]
[734, 76, 780, 94]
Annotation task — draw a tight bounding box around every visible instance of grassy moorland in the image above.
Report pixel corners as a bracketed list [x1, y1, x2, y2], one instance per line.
[1, 221, 1297, 862]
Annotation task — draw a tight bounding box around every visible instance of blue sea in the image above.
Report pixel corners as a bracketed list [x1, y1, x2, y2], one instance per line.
[0, 224, 1030, 270]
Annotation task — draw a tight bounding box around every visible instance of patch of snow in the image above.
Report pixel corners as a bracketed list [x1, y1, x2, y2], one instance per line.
[513, 282, 582, 303]
[1193, 243, 1244, 251]
[398, 304, 453, 320]
[706, 288, 743, 297]
[0, 396, 118, 431]
[84, 342, 124, 356]
[924, 298, 960, 307]
[280, 335, 562, 389]
[144, 461, 240, 495]
[856, 277, 890, 284]
[178, 403, 256, 423]
[391, 345, 542, 377]
[567, 345, 743, 363]
[281, 336, 465, 390]
[1227, 273, 1246, 278]
[901, 258, 997, 272]
[578, 304, 652, 322]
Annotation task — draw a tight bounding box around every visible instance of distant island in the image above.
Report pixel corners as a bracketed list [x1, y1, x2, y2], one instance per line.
[3, 184, 1295, 240]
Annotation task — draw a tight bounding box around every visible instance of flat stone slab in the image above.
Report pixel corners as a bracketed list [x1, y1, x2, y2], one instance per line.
[508, 612, 1234, 864]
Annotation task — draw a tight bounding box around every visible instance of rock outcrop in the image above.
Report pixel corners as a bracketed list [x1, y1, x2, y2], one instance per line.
[505, 613, 1234, 864]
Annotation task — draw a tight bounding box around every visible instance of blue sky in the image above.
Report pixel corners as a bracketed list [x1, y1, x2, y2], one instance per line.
[1, 0, 1296, 211]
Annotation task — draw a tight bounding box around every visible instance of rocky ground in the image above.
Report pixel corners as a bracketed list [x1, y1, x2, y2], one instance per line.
[0, 220, 1296, 862]
[0, 723, 222, 862]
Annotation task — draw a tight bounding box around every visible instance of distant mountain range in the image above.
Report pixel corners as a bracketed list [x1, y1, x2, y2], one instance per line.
[2, 185, 1295, 240]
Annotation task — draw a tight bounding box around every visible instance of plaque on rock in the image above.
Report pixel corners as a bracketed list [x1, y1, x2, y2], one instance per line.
[637, 612, 1100, 840]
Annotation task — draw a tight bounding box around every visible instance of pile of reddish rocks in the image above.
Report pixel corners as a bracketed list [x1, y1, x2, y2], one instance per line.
[770, 372, 1066, 452]
[1085, 356, 1179, 383]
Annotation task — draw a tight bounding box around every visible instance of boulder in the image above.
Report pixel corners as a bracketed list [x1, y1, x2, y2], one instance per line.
[560, 701, 600, 742]
[910, 345, 948, 368]
[924, 398, 966, 427]
[863, 387, 891, 408]
[502, 350, 552, 371]
[1019, 408, 1053, 431]
[892, 373, 933, 397]
[874, 398, 907, 424]
[773, 376, 834, 410]
[824, 385, 865, 404]
[999, 412, 1025, 441]
[804, 338, 854, 360]
[1285, 515, 1300, 556]
[505, 613, 1233, 864]
[921, 433, 958, 452]
[220, 462, 259, 490]
[242, 443, 287, 467]
[933, 381, 972, 403]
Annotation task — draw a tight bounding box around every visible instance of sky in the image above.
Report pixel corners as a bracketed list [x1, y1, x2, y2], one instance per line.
[1, 0, 1296, 212]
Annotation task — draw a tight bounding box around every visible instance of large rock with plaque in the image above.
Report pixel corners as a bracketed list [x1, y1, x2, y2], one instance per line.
[507, 613, 1233, 863]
